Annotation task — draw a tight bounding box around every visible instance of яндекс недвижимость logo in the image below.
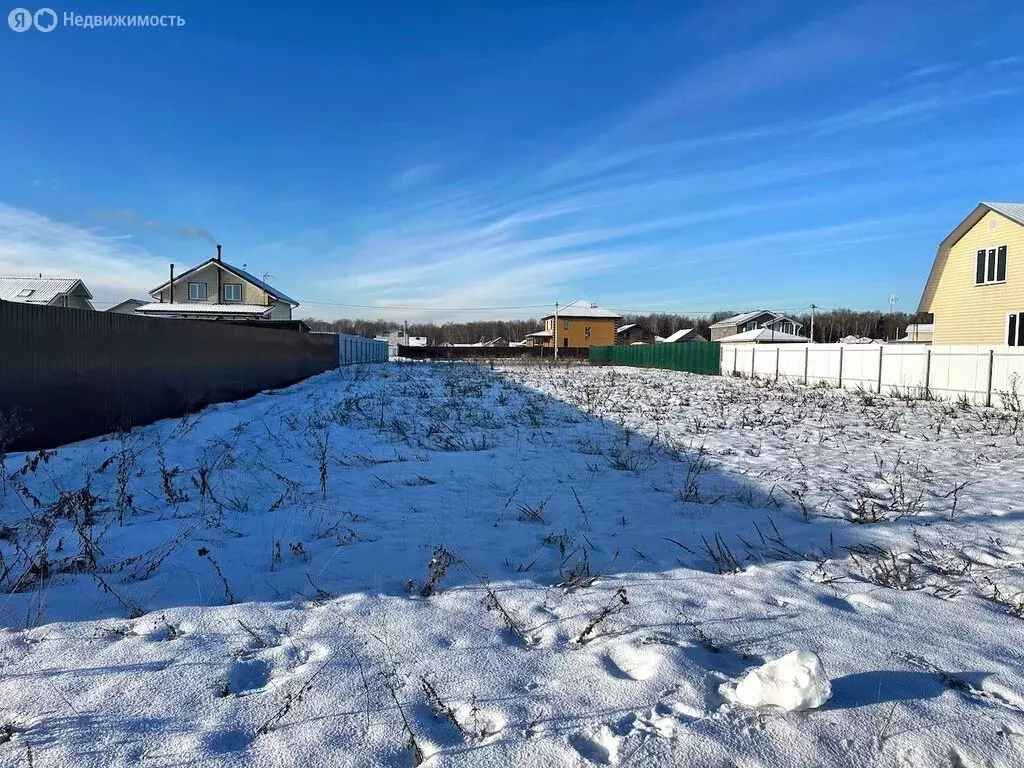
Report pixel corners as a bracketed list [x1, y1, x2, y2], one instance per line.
[8, 8, 184, 30]
[8, 8, 56, 31]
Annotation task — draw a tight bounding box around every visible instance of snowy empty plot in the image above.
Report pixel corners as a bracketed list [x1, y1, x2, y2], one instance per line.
[1, 361, 1023, 767]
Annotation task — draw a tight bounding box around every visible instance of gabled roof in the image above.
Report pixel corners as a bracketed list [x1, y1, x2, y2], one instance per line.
[616, 323, 638, 334]
[149, 258, 298, 307]
[105, 298, 149, 312]
[135, 302, 273, 317]
[918, 202, 1024, 312]
[717, 328, 809, 343]
[660, 328, 703, 343]
[542, 299, 621, 320]
[711, 310, 775, 328]
[0, 276, 93, 305]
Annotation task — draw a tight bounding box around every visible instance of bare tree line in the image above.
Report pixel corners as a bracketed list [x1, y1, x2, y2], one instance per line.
[302, 309, 932, 345]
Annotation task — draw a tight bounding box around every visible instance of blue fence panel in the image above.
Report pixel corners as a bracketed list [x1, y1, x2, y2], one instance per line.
[338, 334, 388, 365]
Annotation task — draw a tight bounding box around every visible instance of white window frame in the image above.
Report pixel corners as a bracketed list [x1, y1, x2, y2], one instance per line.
[188, 282, 207, 300]
[1008, 311, 1024, 347]
[976, 246, 1007, 286]
[222, 283, 243, 302]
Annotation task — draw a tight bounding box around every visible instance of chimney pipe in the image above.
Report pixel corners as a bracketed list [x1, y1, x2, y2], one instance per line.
[169, 263, 174, 304]
[216, 244, 222, 261]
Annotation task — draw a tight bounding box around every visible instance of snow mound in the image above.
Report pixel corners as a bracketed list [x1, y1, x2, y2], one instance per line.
[732, 651, 832, 711]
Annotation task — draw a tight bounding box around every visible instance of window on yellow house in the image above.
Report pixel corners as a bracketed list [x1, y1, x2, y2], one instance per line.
[976, 246, 1007, 285]
[563, 319, 569, 330]
[1009, 312, 1023, 346]
[585, 327, 591, 340]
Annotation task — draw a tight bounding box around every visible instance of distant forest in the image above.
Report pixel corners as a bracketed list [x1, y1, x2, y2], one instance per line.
[303, 309, 933, 345]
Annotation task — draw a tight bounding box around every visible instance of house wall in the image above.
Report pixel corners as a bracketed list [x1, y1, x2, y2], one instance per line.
[710, 324, 739, 341]
[927, 210, 1024, 345]
[154, 263, 270, 306]
[616, 328, 655, 345]
[538, 317, 617, 347]
[269, 300, 293, 320]
[48, 292, 93, 310]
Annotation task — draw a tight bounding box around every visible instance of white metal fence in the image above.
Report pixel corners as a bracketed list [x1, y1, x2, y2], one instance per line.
[721, 343, 1024, 408]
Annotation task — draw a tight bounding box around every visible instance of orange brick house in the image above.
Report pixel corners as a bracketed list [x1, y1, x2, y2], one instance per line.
[526, 299, 622, 348]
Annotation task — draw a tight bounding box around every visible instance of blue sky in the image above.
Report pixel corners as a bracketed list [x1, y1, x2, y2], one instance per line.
[2, 0, 1023, 320]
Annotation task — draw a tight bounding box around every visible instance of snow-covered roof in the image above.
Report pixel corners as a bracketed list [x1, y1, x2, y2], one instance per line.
[839, 335, 884, 344]
[149, 258, 299, 307]
[717, 328, 810, 343]
[0, 276, 92, 305]
[135, 303, 273, 317]
[542, 299, 621, 319]
[526, 330, 553, 337]
[711, 310, 803, 329]
[616, 323, 637, 334]
[660, 328, 701, 343]
[710, 310, 769, 328]
[104, 298, 149, 312]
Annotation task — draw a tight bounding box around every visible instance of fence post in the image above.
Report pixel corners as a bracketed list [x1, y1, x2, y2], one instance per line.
[751, 346, 756, 378]
[733, 346, 738, 376]
[838, 346, 844, 389]
[986, 348, 995, 407]
[925, 348, 932, 398]
[775, 347, 780, 382]
[804, 345, 809, 386]
[877, 345, 884, 393]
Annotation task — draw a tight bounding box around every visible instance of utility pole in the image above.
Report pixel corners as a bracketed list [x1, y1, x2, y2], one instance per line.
[809, 304, 817, 343]
[553, 302, 559, 361]
[888, 295, 899, 341]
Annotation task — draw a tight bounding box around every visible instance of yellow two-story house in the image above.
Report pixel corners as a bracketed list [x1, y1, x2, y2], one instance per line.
[526, 299, 621, 348]
[918, 202, 1024, 346]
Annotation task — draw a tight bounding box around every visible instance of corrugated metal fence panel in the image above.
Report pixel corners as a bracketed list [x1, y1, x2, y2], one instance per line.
[588, 342, 721, 374]
[0, 301, 340, 450]
[338, 334, 388, 364]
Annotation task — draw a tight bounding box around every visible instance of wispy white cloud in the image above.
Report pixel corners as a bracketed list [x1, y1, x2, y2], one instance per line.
[390, 164, 435, 190]
[0, 203, 164, 304]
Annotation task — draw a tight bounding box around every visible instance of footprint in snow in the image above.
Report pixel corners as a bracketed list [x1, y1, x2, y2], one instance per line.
[845, 593, 893, 613]
[605, 644, 661, 681]
[225, 658, 271, 695]
[569, 726, 621, 765]
[204, 728, 252, 753]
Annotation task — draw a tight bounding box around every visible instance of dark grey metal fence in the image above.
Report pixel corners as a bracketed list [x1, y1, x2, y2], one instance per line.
[0, 300, 339, 450]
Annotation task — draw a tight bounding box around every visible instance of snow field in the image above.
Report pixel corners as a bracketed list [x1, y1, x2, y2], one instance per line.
[0, 361, 1022, 766]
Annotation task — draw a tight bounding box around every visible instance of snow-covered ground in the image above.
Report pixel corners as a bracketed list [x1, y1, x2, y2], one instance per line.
[1, 361, 1023, 767]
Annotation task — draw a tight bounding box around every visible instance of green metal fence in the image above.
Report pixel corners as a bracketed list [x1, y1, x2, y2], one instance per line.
[589, 342, 721, 374]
